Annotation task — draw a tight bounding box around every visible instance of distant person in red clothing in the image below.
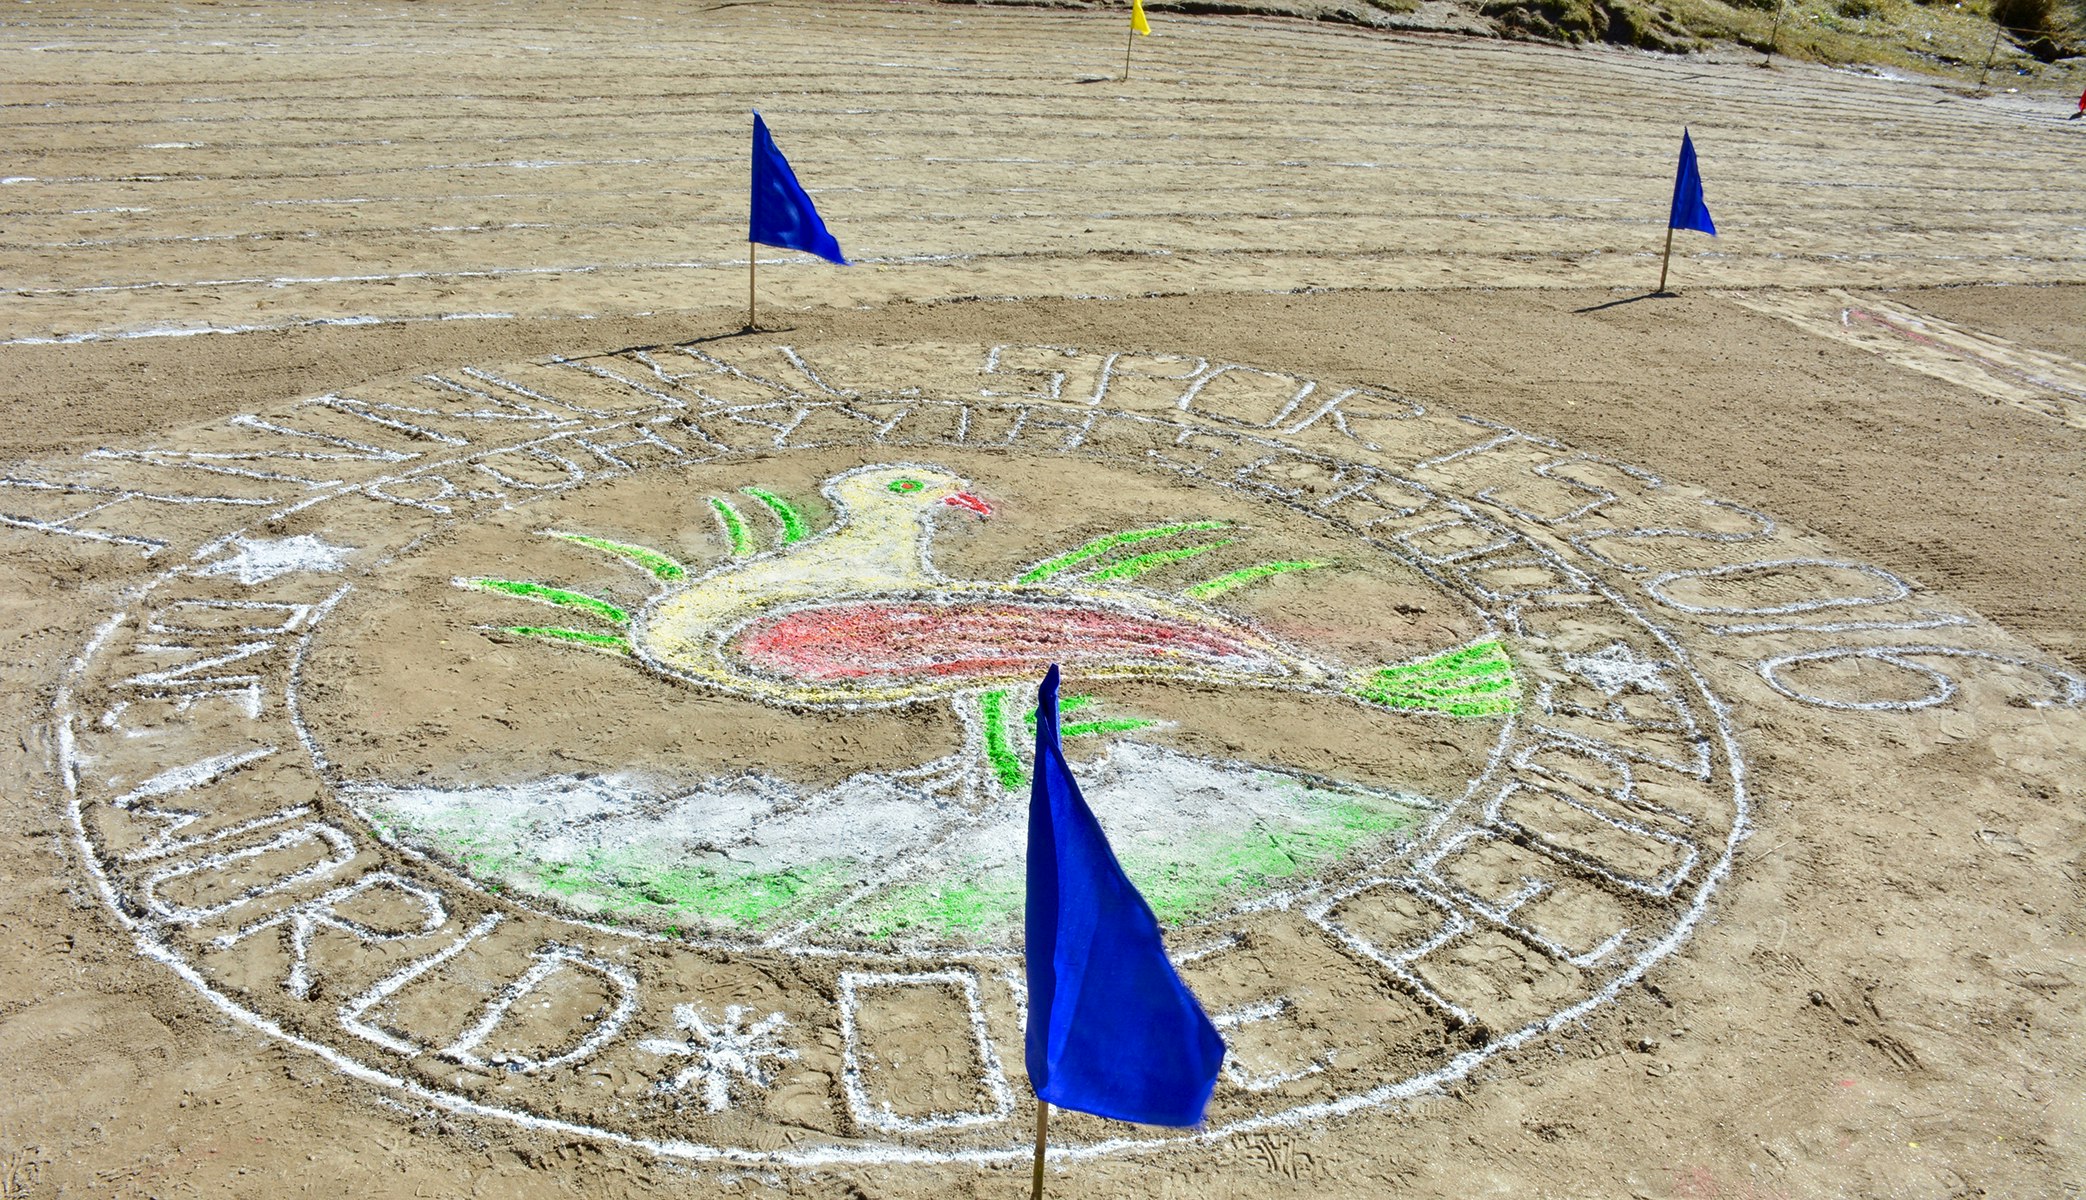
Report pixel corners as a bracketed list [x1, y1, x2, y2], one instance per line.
[2073, 85, 2085, 119]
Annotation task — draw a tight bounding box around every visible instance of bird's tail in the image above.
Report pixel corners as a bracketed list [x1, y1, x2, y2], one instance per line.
[1348, 638, 1518, 717]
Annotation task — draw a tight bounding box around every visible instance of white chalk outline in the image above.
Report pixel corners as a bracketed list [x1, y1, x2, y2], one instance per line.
[837, 969, 1016, 1133]
[338, 913, 505, 1056]
[1483, 780, 1699, 900]
[1758, 644, 2086, 711]
[1415, 828, 1631, 968]
[442, 942, 640, 1073]
[1308, 876, 1480, 1026]
[145, 599, 314, 636]
[1212, 998, 1330, 1092]
[138, 821, 358, 926]
[1473, 453, 1661, 528]
[1568, 498, 1778, 575]
[28, 340, 1841, 1167]
[210, 869, 449, 999]
[110, 746, 276, 810]
[1646, 557, 1913, 616]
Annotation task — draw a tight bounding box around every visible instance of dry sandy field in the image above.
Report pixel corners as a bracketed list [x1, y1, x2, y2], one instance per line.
[2, 2, 2082, 1198]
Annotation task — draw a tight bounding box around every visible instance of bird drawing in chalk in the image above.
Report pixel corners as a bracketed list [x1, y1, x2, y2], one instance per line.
[426, 461, 1516, 936]
[458, 462, 1516, 738]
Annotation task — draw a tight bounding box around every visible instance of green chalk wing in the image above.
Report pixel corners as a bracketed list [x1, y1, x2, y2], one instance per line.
[465, 578, 628, 625]
[1019, 521, 1229, 584]
[545, 531, 687, 582]
[1350, 637, 1518, 717]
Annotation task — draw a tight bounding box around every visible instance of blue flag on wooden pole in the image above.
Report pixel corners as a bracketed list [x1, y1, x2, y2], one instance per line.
[1657, 128, 1715, 292]
[749, 112, 847, 265]
[1668, 128, 1717, 236]
[1024, 664, 1224, 1128]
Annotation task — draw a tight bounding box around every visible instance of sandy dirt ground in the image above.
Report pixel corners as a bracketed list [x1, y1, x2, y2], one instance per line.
[2, 3, 2082, 1198]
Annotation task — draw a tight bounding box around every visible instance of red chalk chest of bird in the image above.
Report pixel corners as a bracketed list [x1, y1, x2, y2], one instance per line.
[46, 339, 1780, 1164]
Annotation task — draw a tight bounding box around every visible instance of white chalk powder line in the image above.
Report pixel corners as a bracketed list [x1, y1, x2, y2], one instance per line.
[4, 251, 993, 301]
[1, 312, 517, 346]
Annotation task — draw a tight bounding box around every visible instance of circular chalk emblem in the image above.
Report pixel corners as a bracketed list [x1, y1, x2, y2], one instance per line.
[55, 342, 1759, 1166]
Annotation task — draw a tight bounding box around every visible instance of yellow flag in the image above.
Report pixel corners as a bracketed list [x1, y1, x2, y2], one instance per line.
[1131, 0, 1150, 36]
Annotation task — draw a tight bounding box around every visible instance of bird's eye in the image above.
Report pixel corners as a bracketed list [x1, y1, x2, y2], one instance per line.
[887, 477, 925, 494]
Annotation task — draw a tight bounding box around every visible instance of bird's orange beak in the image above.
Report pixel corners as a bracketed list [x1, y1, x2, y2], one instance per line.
[942, 491, 991, 518]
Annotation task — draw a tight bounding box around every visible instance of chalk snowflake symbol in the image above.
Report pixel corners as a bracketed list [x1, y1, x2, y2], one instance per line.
[1563, 642, 1669, 697]
[638, 1003, 800, 1112]
[198, 534, 353, 584]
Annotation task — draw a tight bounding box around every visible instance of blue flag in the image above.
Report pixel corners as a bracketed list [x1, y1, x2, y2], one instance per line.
[1668, 128, 1717, 236]
[1024, 664, 1224, 1127]
[749, 112, 847, 265]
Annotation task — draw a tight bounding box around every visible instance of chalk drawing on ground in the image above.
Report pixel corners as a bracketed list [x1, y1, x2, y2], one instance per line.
[37, 340, 2072, 1166]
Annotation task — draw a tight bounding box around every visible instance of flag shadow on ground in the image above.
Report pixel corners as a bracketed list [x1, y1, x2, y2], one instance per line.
[1574, 291, 1675, 312]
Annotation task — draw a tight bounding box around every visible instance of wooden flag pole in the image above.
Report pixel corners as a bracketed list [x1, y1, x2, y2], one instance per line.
[1656, 226, 1676, 293]
[1029, 1100, 1050, 1200]
[747, 241, 757, 330]
[1123, 29, 1135, 80]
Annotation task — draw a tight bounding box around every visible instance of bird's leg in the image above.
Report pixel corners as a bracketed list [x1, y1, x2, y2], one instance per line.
[883, 694, 1003, 816]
